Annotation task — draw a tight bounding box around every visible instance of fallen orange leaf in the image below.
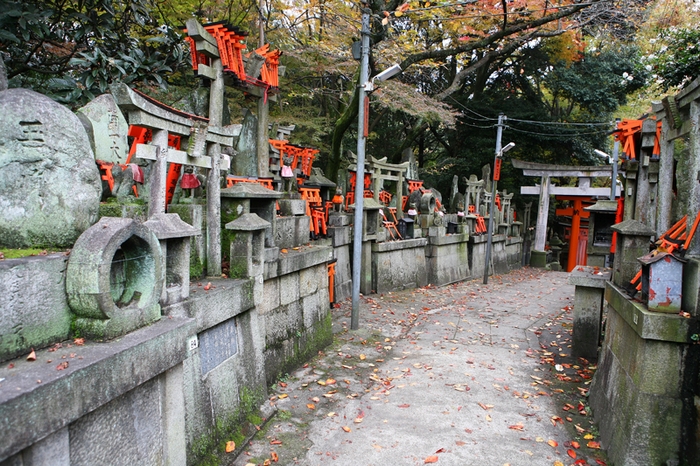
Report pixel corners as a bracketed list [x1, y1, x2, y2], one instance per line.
[73, 338, 85, 346]
[587, 441, 601, 449]
[342, 426, 351, 432]
[263, 459, 271, 466]
[508, 424, 524, 431]
[567, 449, 577, 459]
[424, 455, 439, 463]
[571, 441, 580, 449]
[225, 441, 236, 453]
[270, 451, 279, 462]
[548, 439, 558, 448]
[307, 403, 316, 410]
[270, 439, 282, 445]
[204, 282, 212, 291]
[26, 349, 36, 361]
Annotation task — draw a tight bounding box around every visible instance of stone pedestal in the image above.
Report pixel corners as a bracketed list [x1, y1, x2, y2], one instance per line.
[568, 266, 611, 359]
[590, 281, 697, 466]
[144, 213, 200, 309]
[530, 249, 547, 268]
[610, 219, 655, 289]
[224, 213, 270, 279]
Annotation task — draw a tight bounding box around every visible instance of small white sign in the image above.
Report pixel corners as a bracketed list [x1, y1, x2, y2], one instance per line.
[188, 336, 199, 351]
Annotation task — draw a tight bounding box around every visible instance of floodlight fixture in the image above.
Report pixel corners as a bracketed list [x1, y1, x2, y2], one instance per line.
[594, 149, 612, 163]
[364, 64, 402, 92]
[374, 64, 402, 82]
[501, 142, 516, 154]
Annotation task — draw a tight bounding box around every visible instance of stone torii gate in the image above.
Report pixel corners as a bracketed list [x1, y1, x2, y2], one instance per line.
[512, 159, 619, 268]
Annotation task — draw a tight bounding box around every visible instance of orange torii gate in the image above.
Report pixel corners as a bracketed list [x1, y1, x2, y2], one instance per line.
[555, 196, 595, 271]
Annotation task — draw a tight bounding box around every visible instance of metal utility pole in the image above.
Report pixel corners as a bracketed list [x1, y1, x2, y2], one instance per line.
[483, 114, 505, 285]
[350, 9, 370, 330]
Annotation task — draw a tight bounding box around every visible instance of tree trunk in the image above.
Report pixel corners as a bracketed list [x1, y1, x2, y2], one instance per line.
[326, 81, 359, 183]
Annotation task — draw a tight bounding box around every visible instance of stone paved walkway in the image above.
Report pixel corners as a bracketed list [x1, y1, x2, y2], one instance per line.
[233, 268, 608, 466]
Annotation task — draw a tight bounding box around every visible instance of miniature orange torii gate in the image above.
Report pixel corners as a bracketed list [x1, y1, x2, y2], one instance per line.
[185, 18, 282, 178]
[615, 118, 663, 160]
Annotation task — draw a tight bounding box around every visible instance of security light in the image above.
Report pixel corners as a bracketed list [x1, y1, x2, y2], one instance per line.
[364, 64, 402, 92]
[501, 142, 515, 154]
[594, 149, 612, 163]
[373, 64, 402, 82]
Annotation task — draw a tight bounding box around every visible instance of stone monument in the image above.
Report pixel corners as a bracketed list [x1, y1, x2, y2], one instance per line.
[0, 88, 102, 248]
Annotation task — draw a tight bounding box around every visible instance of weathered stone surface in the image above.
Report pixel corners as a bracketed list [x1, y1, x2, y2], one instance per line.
[66, 217, 164, 339]
[371, 239, 428, 293]
[70, 376, 165, 466]
[0, 254, 71, 363]
[0, 316, 194, 461]
[185, 277, 255, 331]
[77, 94, 130, 165]
[425, 236, 470, 286]
[0, 60, 7, 91]
[590, 301, 687, 466]
[233, 109, 258, 177]
[0, 89, 102, 248]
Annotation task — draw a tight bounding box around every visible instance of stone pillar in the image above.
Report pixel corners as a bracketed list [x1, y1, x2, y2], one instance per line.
[610, 219, 655, 289]
[687, 101, 700, 256]
[205, 58, 224, 278]
[635, 119, 658, 225]
[656, 113, 675, 235]
[206, 143, 222, 277]
[531, 175, 550, 267]
[148, 129, 169, 218]
[568, 266, 610, 359]
[257, 96, 270, 177]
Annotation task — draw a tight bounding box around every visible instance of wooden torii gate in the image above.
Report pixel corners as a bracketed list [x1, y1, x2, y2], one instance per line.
[512, 159, 619, 270]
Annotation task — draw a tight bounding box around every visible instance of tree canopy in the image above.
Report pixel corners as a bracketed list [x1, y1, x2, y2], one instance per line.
[2, 0, 690, 203]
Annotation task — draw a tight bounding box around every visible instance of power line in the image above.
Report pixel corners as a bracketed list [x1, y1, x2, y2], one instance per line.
[448, 95, 616, 133]
[461, 121, 497, 129]
[506, 125, 610, 137]
[508, 117, 613, 127]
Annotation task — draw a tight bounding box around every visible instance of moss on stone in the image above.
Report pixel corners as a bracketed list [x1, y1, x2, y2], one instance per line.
[0, 248, 63, 259]
[190, 386, 267, 466]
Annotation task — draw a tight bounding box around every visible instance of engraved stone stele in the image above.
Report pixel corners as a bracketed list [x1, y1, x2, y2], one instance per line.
[77, 94, 130, 165]
[0, 88, 102, 248]
[66, 217, 164, 339]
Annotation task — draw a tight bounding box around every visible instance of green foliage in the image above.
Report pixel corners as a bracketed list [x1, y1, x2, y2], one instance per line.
[546, 46, 650, 116]
[652, 26, 700, 90]
[0, 0, 188, 107]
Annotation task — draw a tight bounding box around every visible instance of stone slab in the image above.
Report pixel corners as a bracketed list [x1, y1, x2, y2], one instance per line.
[0, 316, 194, 460]
[568, 266, 611, 289]
[605, 282, 695, 343]
[0, 254, 71, 362]
[186, 277, 255, 332]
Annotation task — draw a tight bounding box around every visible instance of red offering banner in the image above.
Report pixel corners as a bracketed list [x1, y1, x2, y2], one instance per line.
[494, 157, 502, 181]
